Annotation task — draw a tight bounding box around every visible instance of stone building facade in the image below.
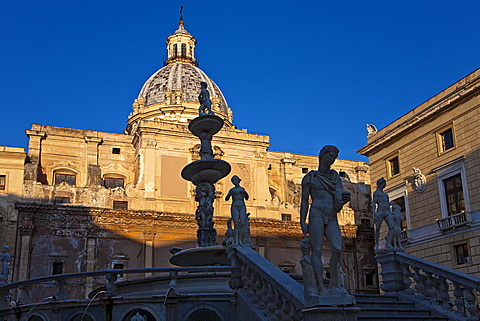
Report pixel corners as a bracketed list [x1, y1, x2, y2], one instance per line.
[1, 17, 377, 298]
[358, 68, 480, 277]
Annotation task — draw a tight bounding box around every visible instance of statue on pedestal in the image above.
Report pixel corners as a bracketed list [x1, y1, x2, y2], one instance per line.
[300, 145, 351, 297]
[225, 175, 250, 246]
[198, 81, 214, 115]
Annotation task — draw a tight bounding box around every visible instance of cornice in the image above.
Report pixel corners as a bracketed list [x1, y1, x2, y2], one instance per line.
[358, 74, 480, 156]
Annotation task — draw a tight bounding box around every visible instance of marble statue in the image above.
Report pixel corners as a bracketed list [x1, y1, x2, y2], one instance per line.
[0, 246, 10, 283]
[300, 145, 351, 296]
[372, 177, 392, 251]
[198, 81, 214, 115]
[225, 175, 249, 246]
[387, 203, 404, 251]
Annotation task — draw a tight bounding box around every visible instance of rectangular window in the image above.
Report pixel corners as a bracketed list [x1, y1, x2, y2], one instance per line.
[361, 218, 371, 228]
[112, 148, 121, 154]
[444, 174, 465, 216]
[281, 213, 292, 221]
[0, 175, 5, 190]
[55, 173, 76, 185]
[365, 271, 376, 287]
[440, 128, 455, 151]
[113, 263, 124, 278]
[454, 243, 470, 265]
[54, 197, 70, 204]
[52, 262, 63, 275]
[302, 168, 308, 173]
[388, 156, 400, 177]
[113, 201, 128, 210]
[104, 177, 124, 188]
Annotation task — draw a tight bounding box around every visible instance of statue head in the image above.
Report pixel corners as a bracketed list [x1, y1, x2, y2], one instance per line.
[2, 246, 9, 253]
[231, 175, 241, 185]
[200, 81, 207, 89]
[377, 177, 386, 188]
[318, 145, 339, 166]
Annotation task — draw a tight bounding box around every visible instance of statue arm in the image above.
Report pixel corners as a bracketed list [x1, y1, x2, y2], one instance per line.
[372, 192, 378, 214]
[225, 190, 231, 201]
[300, 174, 310, 235]
[243, 189, 249, 201]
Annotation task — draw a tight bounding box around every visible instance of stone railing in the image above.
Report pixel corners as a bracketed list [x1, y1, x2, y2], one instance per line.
[0, 266, 233, 309]
[377, 251, 480, 320]
[437, 212, 472, 231]
[227, 245, 305, 321]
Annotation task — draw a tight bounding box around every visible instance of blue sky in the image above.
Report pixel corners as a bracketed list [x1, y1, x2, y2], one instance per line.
[1, 1, 479, 161]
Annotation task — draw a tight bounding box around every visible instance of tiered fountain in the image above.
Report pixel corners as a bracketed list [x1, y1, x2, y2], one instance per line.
[170, 82, 231, 266]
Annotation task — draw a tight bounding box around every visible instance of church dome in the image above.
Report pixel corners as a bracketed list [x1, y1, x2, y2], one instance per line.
[138, 63, 229, 115]
[128, 15, 232, 129]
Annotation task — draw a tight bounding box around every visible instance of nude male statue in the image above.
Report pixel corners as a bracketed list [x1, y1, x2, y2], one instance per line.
[225, 175, 249, 245]
[300, 145, 351, 296]
[198, 81, 214, 115]
[372, 177, 392, 250]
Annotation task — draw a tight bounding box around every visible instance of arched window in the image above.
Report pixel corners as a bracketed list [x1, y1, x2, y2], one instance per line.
[173, 44, 177, 58]
[181, 43, 187, 58]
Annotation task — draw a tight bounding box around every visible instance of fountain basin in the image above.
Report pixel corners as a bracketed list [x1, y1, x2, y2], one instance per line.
[181, 159, 231, 185]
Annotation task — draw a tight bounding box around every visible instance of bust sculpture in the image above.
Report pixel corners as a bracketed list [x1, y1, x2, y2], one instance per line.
[225, 175, 249, 246]
[300, 145, 351, 296]
[198, 81, 214, 115]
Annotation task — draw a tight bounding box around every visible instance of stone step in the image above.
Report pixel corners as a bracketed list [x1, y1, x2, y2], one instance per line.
[357, 307, 433, 316]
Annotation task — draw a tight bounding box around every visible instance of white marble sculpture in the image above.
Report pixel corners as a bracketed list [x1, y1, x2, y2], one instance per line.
[300, 145, 351, 297]
[225, 175, 249, 246]
[372, 177, 391, 251]
[388, 203, 404, 251]
[198, 81, 214, 115]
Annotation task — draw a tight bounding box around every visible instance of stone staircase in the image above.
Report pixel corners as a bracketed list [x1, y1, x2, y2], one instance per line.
[355, 294, 449, 320]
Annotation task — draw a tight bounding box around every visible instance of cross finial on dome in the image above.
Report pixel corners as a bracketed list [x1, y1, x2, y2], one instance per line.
[179, 6, 184, 26]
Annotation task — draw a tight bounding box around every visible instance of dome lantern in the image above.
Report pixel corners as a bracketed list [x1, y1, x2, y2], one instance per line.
[165, 7, 198, 67]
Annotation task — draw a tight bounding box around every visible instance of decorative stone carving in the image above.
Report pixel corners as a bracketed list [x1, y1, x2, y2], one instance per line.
[125, 183, 139, 197]
[412, 167, 426, 192]
[300, 145, 351, 298]
[366, 124, 377, 138]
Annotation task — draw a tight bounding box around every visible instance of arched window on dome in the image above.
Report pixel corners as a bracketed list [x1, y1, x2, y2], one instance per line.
[181, 43, 187, 58]
[173, 44, 177, 58]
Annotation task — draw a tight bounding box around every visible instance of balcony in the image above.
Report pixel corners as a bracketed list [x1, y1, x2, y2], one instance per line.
[436, 211, 472, 231]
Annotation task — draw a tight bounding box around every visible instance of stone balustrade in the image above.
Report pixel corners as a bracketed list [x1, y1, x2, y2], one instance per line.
[227, 245, 305, 321]
[377, 251, 480, 320]
[437, 212, 472, 231]
[0, 266, 233, 309]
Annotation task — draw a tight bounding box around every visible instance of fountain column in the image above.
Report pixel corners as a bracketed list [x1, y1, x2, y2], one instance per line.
[181, 115, 231, 247]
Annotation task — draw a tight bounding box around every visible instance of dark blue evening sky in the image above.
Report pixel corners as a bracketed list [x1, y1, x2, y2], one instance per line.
[1, 1, 479, 161]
